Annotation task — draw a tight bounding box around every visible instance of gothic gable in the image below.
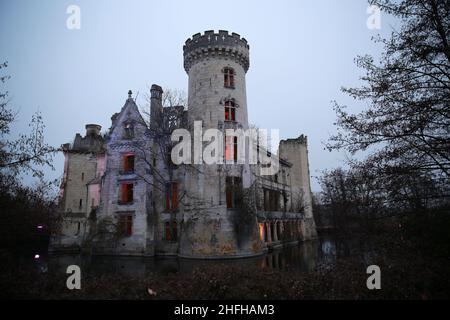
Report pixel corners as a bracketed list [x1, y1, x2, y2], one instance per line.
[107, 92, 148, 144]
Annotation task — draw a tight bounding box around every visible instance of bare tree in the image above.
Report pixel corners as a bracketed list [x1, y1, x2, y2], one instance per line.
[327, 0, 450, 179]
[0, 61, 57, 183]
[0, 61, 59, 248]
[82, 216, 123, 255]
[292, 188, 309, 215]
[141, 87, 187, 126]
[134, 87, 201, 209]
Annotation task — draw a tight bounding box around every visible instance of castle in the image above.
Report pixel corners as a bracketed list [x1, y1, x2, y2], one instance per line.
[50, 31, 317, 258]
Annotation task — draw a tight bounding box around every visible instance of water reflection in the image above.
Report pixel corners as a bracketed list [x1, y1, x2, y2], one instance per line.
[40, 236, 344, 279]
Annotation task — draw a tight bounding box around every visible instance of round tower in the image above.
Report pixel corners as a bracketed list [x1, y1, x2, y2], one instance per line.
[179, 31, 263, 259]
[184, 30, 250, 130]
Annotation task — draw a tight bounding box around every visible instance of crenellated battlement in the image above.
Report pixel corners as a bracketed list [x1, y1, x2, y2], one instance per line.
[183, 30, 250, 73]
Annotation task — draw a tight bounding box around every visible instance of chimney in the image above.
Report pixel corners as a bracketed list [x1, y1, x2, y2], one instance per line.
[150, 84, 163, 130]
[85, 124, 102, 136]
[150, 84, 163, 102]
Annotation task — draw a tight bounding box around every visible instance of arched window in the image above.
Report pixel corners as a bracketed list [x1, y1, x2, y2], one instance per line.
[224, 100, 236, 121]
[223, 67, 235, 88]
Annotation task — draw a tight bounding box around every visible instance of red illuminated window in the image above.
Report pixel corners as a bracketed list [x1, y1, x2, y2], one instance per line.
[120, 183, 134, 204]
[225, 136, 238, 162]
[224, 100, 236, 121]
[224, 67, 235, 88]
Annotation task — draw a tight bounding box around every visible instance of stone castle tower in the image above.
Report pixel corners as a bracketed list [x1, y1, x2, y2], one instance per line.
[179, 31, 261, 258]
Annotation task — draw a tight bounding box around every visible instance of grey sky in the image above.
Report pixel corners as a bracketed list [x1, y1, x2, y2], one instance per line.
[0, 0, 397, 191]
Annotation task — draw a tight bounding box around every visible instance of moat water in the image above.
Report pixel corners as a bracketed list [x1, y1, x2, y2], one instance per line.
[16, 233, 376, 277]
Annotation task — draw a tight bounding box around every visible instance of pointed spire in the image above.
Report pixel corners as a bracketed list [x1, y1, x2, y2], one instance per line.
[128, 90, 132, 99]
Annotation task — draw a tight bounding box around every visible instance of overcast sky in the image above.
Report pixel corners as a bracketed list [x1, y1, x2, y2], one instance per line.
[0, 0, 398, 191]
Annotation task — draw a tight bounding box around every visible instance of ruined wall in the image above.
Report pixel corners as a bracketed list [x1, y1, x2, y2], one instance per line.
[62, 152, 98, 214]
[279, 135, 317, 239]
[50, 127, 105, 252]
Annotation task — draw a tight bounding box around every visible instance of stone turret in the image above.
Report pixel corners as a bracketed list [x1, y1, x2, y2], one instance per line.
[179, 31, 261, 259]
[85, 124, 101, 136]
[183, 30, 250, 73]
[71, 124, 104, 153]
[184, 30, 250, 131]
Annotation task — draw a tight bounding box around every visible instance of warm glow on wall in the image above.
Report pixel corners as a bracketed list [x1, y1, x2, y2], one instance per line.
[259, 223, 265, 241]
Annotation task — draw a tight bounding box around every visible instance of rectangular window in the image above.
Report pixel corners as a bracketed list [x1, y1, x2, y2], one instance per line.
[226, 176, 242, 208]
[224, 106, 235, 121]
[119, 215, 133, 237]
[123, 154, 135, 173]
[79, 199, 83, 210]
[226, 177, 233, 208]
[165, 222, 171, 241]
[224, 68, 235, 88]
[123, 123, 134, 139]
[263, 188, 280, 212]
[271, 191, 279, 211]
[164, 220, 178, 241]
[165, 182, 178, 211]
[120, 183, 134, 204]
[224, 100, 236, 122]
[225, 136, 238, 162]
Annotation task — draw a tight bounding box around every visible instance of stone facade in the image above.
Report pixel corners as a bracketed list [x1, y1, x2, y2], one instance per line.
[50, 31, 317, 258]
[49, 125, 105, 251]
